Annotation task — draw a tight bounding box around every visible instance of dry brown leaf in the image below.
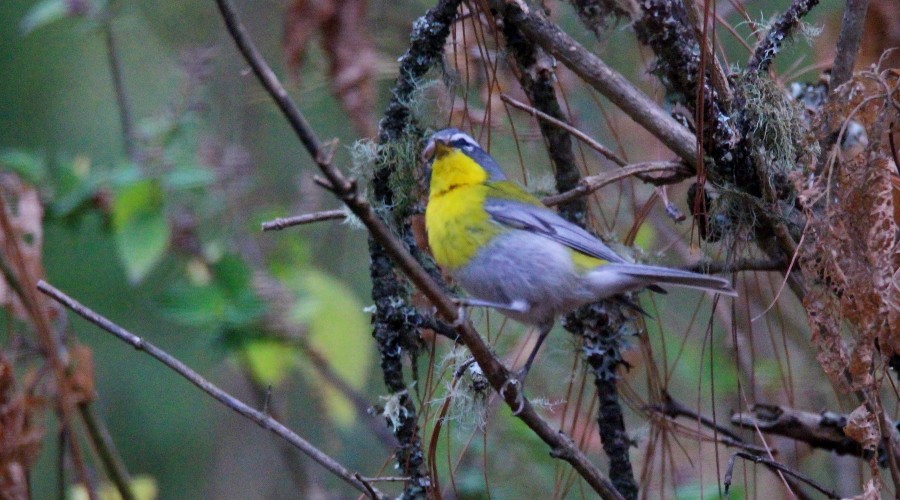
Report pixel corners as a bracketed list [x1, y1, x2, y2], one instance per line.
[801, 70, 900, 391]
[283, 0, 376, 137]
[0, 354, 45, 499]
[844, 404, 879, 453]
[0, 173, 45, 322]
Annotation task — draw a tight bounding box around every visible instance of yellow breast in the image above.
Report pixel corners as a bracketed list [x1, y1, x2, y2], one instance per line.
[425, 183, 502, 270]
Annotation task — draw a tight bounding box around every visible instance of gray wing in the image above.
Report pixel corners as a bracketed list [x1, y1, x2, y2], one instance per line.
[484, 198, 628, 264]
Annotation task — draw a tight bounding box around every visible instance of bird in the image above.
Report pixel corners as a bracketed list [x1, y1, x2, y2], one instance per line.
[422, 127, 735, 377]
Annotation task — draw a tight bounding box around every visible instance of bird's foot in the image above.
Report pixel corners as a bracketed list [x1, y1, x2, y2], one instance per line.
[499, 367, 529, 415]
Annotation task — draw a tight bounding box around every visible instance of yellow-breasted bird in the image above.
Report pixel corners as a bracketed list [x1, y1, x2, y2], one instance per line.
[422, 128, 736, 374]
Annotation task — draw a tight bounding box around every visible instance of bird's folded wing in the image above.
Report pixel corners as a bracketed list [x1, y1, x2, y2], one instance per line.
[484, 199, 628, 264]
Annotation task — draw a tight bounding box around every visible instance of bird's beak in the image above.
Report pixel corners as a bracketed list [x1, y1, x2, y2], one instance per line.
[421, 138, 437, 163]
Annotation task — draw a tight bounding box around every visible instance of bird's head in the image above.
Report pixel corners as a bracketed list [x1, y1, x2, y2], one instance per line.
[422, 128, 507, 197]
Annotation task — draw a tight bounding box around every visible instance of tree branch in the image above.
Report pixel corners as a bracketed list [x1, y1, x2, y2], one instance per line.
[830, 0, 870, 90]
[731, 404, 864, 457]
[500, 7, 637, 495]
[679, 258, 786, 274]
[747, 0, 821, 74]
[542, 162, 690, 207]
[37, 280, 386, 500]
[492, 1, 698, 164]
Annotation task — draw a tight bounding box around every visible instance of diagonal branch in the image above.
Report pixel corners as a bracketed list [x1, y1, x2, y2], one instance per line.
[490, 1, 697, 164]
[724, 451, 840, 498]
[37, 280, 386, 500]
[747, 0, 821, 74]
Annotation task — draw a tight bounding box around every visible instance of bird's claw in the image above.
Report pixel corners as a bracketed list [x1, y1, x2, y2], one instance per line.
[500, 368, 528, 415]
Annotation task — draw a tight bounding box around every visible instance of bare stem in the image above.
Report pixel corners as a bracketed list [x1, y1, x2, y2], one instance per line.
[724, 451, 840, 498]
[542, 162, 689, 207]
[37, 280, 386, 500]
[501, 93, 627, 166]
[78, 404, 135, 500]
[261, 209, 346, 231]
[103, 20, 136, 160]
[830, 0, 870, 89]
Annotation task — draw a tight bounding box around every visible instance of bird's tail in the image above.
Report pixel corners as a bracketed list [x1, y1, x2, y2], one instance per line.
[590, 263, 736, 297]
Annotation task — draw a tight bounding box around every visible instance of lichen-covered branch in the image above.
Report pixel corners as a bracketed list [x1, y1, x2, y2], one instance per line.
[632, 0, 738, 184]
[368, 1, 464, 495]
[731, 404, 864, 457]
[498, 5, 637, 496]
[747, 0, 821, 74]
[564, 303, 640, 500]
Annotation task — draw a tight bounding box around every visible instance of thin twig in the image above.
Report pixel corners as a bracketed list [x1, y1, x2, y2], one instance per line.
[500, 93, 627, 166]
[211, 0, 622, 496]
[78, 404, 135, 500]
[724, 451, 840, 498]
[359, 476, 413, 482]
[650, 392, 746, 444]
[261, 209, 346, 231]
[830, 0, 870, 90]
[290, 335, 398, 448]
[102, 20, 136, 160]
[542, 162, 689, 206]
[37, 280, 386, 500]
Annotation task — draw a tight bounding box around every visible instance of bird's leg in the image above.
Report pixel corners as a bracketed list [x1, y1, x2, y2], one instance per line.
[517, 321, 554, 381]
[501, 321, 554, 415]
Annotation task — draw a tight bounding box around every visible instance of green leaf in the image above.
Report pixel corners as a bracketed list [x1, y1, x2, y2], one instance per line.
[112, 180, 170, 283]
[20, 0, 69, 35]
[289, 270, 371, 427]
[0, 149, 46, 183]
[209, 254, 266, 327]
[159, 283, 228, 327]
[211, 253, 253, 297]
[112, 179, 162, 227]
[242, 339, 296, 386]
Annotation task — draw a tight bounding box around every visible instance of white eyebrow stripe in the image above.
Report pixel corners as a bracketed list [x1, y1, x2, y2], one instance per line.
[449, 133, 478, 146]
